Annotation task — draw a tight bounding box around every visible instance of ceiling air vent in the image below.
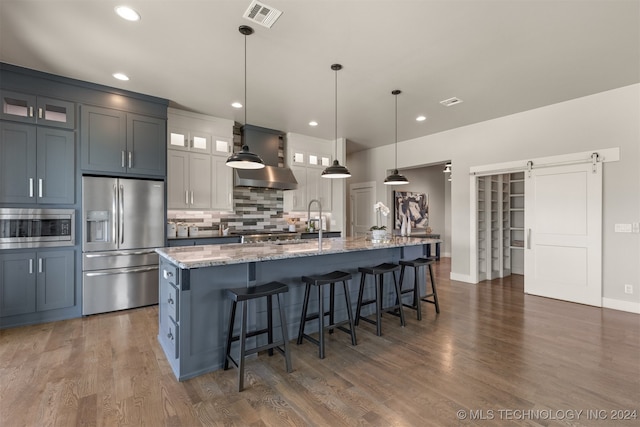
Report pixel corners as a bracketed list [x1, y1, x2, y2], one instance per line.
[440, 97, 463, 107]
[243, 1, 283, 28]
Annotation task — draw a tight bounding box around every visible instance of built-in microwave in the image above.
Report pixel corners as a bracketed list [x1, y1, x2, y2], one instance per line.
[0, 208, 75, 249]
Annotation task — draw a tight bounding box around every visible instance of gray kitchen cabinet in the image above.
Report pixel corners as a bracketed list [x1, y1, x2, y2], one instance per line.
[0, 252, 36, 317]
[81, 106, 165, 177]
[0, 122, 75, 205]
[159, 258, 179, 359]
[36, 250, 75, 312]
[0, 249, 74, 318]
[127, 113, 166, 176]
[1, 89, 75, 130]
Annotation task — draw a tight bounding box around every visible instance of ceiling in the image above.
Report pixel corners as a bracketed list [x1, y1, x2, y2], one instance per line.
[1, 1, 638, 153]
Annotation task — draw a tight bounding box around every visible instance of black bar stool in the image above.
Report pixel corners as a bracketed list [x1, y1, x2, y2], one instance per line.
[355, 263, 405, 336]
[297, 271, 357, 359]
[398, 256, 440, 320]
[421, 256, 441, 313]
[224, 281, 292, 392]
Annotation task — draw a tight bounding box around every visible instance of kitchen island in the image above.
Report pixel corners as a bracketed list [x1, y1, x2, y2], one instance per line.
[156, 236, 439, 381]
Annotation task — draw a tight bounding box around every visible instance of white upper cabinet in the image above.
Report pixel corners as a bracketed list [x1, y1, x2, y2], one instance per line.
[284, 133, 335, 212]
[168, 127, 212, 154]
[167, 108, 234, 211]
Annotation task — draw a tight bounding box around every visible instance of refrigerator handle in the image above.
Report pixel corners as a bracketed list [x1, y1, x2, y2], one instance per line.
[113, 184, 118, 245]
[119, 184, 125, 244]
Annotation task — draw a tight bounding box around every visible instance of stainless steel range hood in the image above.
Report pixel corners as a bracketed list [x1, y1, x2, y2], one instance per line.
[234, 125, 298, 190]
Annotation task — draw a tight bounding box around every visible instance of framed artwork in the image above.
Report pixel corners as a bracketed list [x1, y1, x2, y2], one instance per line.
[394, 191, 429, 229]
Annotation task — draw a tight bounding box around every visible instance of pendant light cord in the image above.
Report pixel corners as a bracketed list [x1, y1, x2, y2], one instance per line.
[334, 66, 338, 144]
[394, 92, 398, 169]
[244, 33, 247, 126]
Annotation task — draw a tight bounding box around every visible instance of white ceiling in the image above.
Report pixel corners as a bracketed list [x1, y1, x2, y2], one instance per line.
[1, 1, 638, 153]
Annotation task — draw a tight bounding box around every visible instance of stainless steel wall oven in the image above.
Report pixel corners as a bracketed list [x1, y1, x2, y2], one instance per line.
[0, 208, 75, 249]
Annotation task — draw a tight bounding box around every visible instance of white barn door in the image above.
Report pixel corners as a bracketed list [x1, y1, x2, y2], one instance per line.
[524, 161, 602, 306]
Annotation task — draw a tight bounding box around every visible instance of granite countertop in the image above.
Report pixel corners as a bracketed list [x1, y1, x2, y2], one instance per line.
[156, 236, 441, 269]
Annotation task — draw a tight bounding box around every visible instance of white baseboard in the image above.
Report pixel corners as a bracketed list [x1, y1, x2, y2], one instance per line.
[602, 297, 640, 314]
[450, 272, 474, 284]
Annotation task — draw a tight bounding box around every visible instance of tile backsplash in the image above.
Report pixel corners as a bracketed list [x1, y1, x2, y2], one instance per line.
[168, 122, 325, 233]
[168, 187, 305, 232]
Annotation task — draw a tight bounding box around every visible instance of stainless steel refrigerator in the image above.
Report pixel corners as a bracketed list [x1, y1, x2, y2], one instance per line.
[82, 176, 165, 315]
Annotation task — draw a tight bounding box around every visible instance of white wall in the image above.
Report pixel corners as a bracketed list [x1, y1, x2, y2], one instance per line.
[347, 84, 640, 308]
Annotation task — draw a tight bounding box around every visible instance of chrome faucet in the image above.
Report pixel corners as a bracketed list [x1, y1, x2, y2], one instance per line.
[307, 199, 322, 251]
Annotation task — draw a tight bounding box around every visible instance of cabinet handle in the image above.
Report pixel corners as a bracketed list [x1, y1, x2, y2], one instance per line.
[167, 329, 174, 340]
[29, 178, 34, 198]
[163, 270, 173, 278]
[168, 296, 174, 305]
[38, 179, 43, 198]
[190, 191, 194, 205]
[28, 106, 34, 117]
[128, 151, 132, 169]
[121, 151, 125, 168]
[526, 228, 532, 249]
[29, 259, 33, 274]
[38, 108, 43, 119]
[189, 138, 193, 148]
[38, 258, 43, 273]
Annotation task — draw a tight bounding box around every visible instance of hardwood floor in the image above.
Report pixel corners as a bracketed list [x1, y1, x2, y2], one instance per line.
[1, 258, 638, 426]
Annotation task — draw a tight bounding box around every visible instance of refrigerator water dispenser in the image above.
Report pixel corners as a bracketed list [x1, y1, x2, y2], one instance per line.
[86, 210, 110, 243]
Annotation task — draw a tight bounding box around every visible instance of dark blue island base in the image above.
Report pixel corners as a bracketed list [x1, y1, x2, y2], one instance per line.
[157, 238, 433, 381]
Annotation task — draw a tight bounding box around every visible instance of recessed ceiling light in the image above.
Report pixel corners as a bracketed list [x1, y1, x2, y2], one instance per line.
[416, 115, 426, 122]
[115, 6, 141, 22]
[309, 121, 318, 127]
[231, 102, 243, 109]
[440, 97, 463, 107]
[113, 73, 130, 81]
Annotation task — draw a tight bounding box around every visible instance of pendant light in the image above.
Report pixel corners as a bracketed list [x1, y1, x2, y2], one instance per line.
[321, 64, 351, 179]
[226, 25, 265, 170]
[384, 90, 409, 185]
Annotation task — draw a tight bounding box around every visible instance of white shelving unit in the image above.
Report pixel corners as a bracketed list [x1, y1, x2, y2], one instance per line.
[477, 174, 511, 281]
[477, 177, 487, 281]
[509, 172, 525, 275]
[501, 175, 511, 276]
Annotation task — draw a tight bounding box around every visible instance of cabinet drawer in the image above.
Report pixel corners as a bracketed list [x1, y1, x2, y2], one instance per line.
[165, 317, 179, 359]
[159, 311, 179, 359]
[165, 282, 179, 321]
[161, 263, 178, 287]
